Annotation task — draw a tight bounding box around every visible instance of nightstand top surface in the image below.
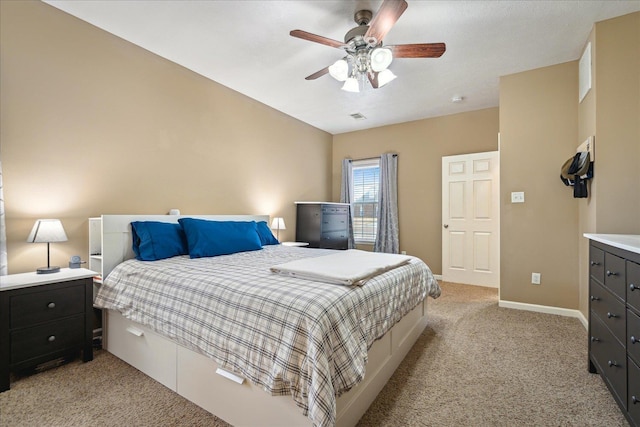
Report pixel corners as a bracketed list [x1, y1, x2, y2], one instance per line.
[0, 268, 96, 292]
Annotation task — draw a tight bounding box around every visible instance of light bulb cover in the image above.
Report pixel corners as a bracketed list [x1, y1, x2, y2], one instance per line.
[341, 77, 360, 93]
[370, 47, 393, 72]
[377, 69, 397, 87]
[328, 59, 349, 82]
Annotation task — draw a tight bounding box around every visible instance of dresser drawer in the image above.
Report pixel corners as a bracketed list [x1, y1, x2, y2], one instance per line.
[322, 205, 348, 215]
[604, 253, 626, 300]
[590, 246, 605, 284]
[321, 215, 348, 232]
[10, 282, 85, 329]
[628, 309, 640, 366]
[628, 260, 640, 313]
[628, 357, 640, 426]
[320, 231, 348, 249]
[11, 315, 84, 364]
[590, 280, 626, 344]
[590, 315, 627, 408]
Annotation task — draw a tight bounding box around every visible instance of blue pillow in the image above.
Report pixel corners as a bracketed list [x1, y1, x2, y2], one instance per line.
[131, 221, 188, 261]
[178, 218, 263, 258]
[256, 221, 279, 245]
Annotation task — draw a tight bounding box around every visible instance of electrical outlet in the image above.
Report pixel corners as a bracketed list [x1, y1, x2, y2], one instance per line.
[401, 250, 407, 255]
[531, 272, 541, 285]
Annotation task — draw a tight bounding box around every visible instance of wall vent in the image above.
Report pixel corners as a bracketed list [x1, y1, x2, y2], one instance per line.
[350, 113, 367, 120]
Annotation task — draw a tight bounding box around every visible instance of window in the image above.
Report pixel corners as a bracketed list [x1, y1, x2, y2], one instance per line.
[351, 158, 380, 243]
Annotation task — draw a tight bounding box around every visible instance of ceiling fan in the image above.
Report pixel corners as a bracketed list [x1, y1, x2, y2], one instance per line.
[290, 0, 446, 92]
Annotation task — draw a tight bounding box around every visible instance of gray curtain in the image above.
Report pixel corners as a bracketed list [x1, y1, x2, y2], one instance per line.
[374, 154, 399, 253]
[340, 158, 355, 249]
[1, 161, 6, 275]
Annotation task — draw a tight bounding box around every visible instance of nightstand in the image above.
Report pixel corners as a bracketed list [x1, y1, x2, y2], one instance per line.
[0, 268, 95, 392]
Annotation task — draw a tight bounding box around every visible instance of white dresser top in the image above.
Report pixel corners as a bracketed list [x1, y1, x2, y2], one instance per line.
[0, 268, 96, 292]
[584, 234, 640, 255]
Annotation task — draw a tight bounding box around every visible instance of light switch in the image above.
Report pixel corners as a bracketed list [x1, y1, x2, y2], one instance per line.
[511, 192, 525, 203]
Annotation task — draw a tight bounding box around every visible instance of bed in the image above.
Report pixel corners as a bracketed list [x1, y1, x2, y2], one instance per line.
[94, 214, 440, 427]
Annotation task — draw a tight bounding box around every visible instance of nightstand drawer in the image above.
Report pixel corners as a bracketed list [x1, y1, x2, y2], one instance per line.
[10, 281, 85, 329]
[11, 315, 84, 364]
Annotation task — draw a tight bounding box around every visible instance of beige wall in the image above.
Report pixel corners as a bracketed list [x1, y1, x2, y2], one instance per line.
[332, 108, 499, 273]
[499, 62, 579, 308]
[0, 1, 332, 274]
[578, 12, 640, 316]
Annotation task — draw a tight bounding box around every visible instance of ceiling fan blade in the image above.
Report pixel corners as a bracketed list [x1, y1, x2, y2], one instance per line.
[389, 43, 446, 58]
[368, 72, 380, 89]
[290, 30, 344, 49]
[365, 0, 408, 43]
[305, 67, 330, 80]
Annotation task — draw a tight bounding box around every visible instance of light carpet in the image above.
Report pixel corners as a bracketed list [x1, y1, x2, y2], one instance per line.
[0, 282, 628, 426]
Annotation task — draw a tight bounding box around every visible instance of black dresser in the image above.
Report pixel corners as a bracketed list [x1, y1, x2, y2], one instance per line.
[587, 235, 640, 426]
[295, 202, 349, 250]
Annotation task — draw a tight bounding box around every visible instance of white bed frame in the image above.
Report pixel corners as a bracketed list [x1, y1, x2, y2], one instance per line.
[99, 214, 429, 427]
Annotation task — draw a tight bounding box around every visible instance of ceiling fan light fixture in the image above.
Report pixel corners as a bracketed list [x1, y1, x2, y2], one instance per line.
[341, 77, 360, 93]
[370, 47, 393, 72]
[328, 59, 349, 81]
[377, 69, 397, 87]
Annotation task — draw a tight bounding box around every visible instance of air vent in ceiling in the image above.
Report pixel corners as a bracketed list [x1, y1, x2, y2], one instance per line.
[350, 113, 367, 120]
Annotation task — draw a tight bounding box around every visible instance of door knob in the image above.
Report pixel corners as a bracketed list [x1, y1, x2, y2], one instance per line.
[443, 224, 449, 229]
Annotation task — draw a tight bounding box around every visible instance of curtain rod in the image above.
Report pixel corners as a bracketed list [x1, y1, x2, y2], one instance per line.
[348, 154, 398, 162]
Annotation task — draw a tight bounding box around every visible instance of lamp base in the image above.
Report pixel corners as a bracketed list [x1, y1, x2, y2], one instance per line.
[36, 266, 61, 274]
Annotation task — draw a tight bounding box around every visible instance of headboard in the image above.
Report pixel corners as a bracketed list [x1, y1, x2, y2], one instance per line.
[101, 214, 270, 279]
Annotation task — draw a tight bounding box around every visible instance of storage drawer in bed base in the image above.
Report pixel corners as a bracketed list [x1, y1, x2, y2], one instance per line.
[104, 299, 428, 427]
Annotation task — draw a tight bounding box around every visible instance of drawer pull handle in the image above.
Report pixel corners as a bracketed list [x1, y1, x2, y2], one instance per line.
[47, 302, 56, 309]
[631, 284, 638, 292]
[606, 312, 618, 319]
[590, 336, 600, 342]
[632, 336, 638, 344]
[126, 327, 144, 337]
[633, 396, 639, 405]
[590, 261, 601, 266]
[48, 335, 56, 342]
[608, 360, 618, 368]
[606, 270, 618, 277]
[590, 296, 600, 301]
[215, 368, 245, 385]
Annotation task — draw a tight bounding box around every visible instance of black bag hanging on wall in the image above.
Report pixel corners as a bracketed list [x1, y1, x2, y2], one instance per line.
[560, 152, 591, 198]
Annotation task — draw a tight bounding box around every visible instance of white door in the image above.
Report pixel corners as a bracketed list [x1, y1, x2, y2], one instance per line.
[442, 151, 500, 287]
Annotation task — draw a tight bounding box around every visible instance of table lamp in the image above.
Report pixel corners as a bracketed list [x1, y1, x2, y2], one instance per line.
[27, 219, 68, 274]
[270, 217, 286, 241]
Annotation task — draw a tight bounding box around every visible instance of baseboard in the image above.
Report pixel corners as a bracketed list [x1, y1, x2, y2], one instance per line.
[433, 274, 443, 281]
[499, 299, 588, 330]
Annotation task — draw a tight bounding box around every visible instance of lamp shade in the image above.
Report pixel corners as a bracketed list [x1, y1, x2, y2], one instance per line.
[341, 77, 360, 93]
[270, 217, 286, 231]
[377, 69, 397, 87]
[328, 59, 349, 81]
[27, 219, 68, 243]
[370, 47, 393, 72]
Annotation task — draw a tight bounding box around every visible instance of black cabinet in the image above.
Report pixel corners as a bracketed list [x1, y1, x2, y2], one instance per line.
[0, 270, 94, 392]
[588, 239, 640, 425]
[295, 203, 349, 250]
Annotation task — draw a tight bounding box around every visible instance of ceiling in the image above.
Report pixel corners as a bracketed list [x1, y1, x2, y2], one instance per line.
[44, 0, 640, 135]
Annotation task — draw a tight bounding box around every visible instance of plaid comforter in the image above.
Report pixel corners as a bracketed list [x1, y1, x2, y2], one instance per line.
[95, 245, 439, 427]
